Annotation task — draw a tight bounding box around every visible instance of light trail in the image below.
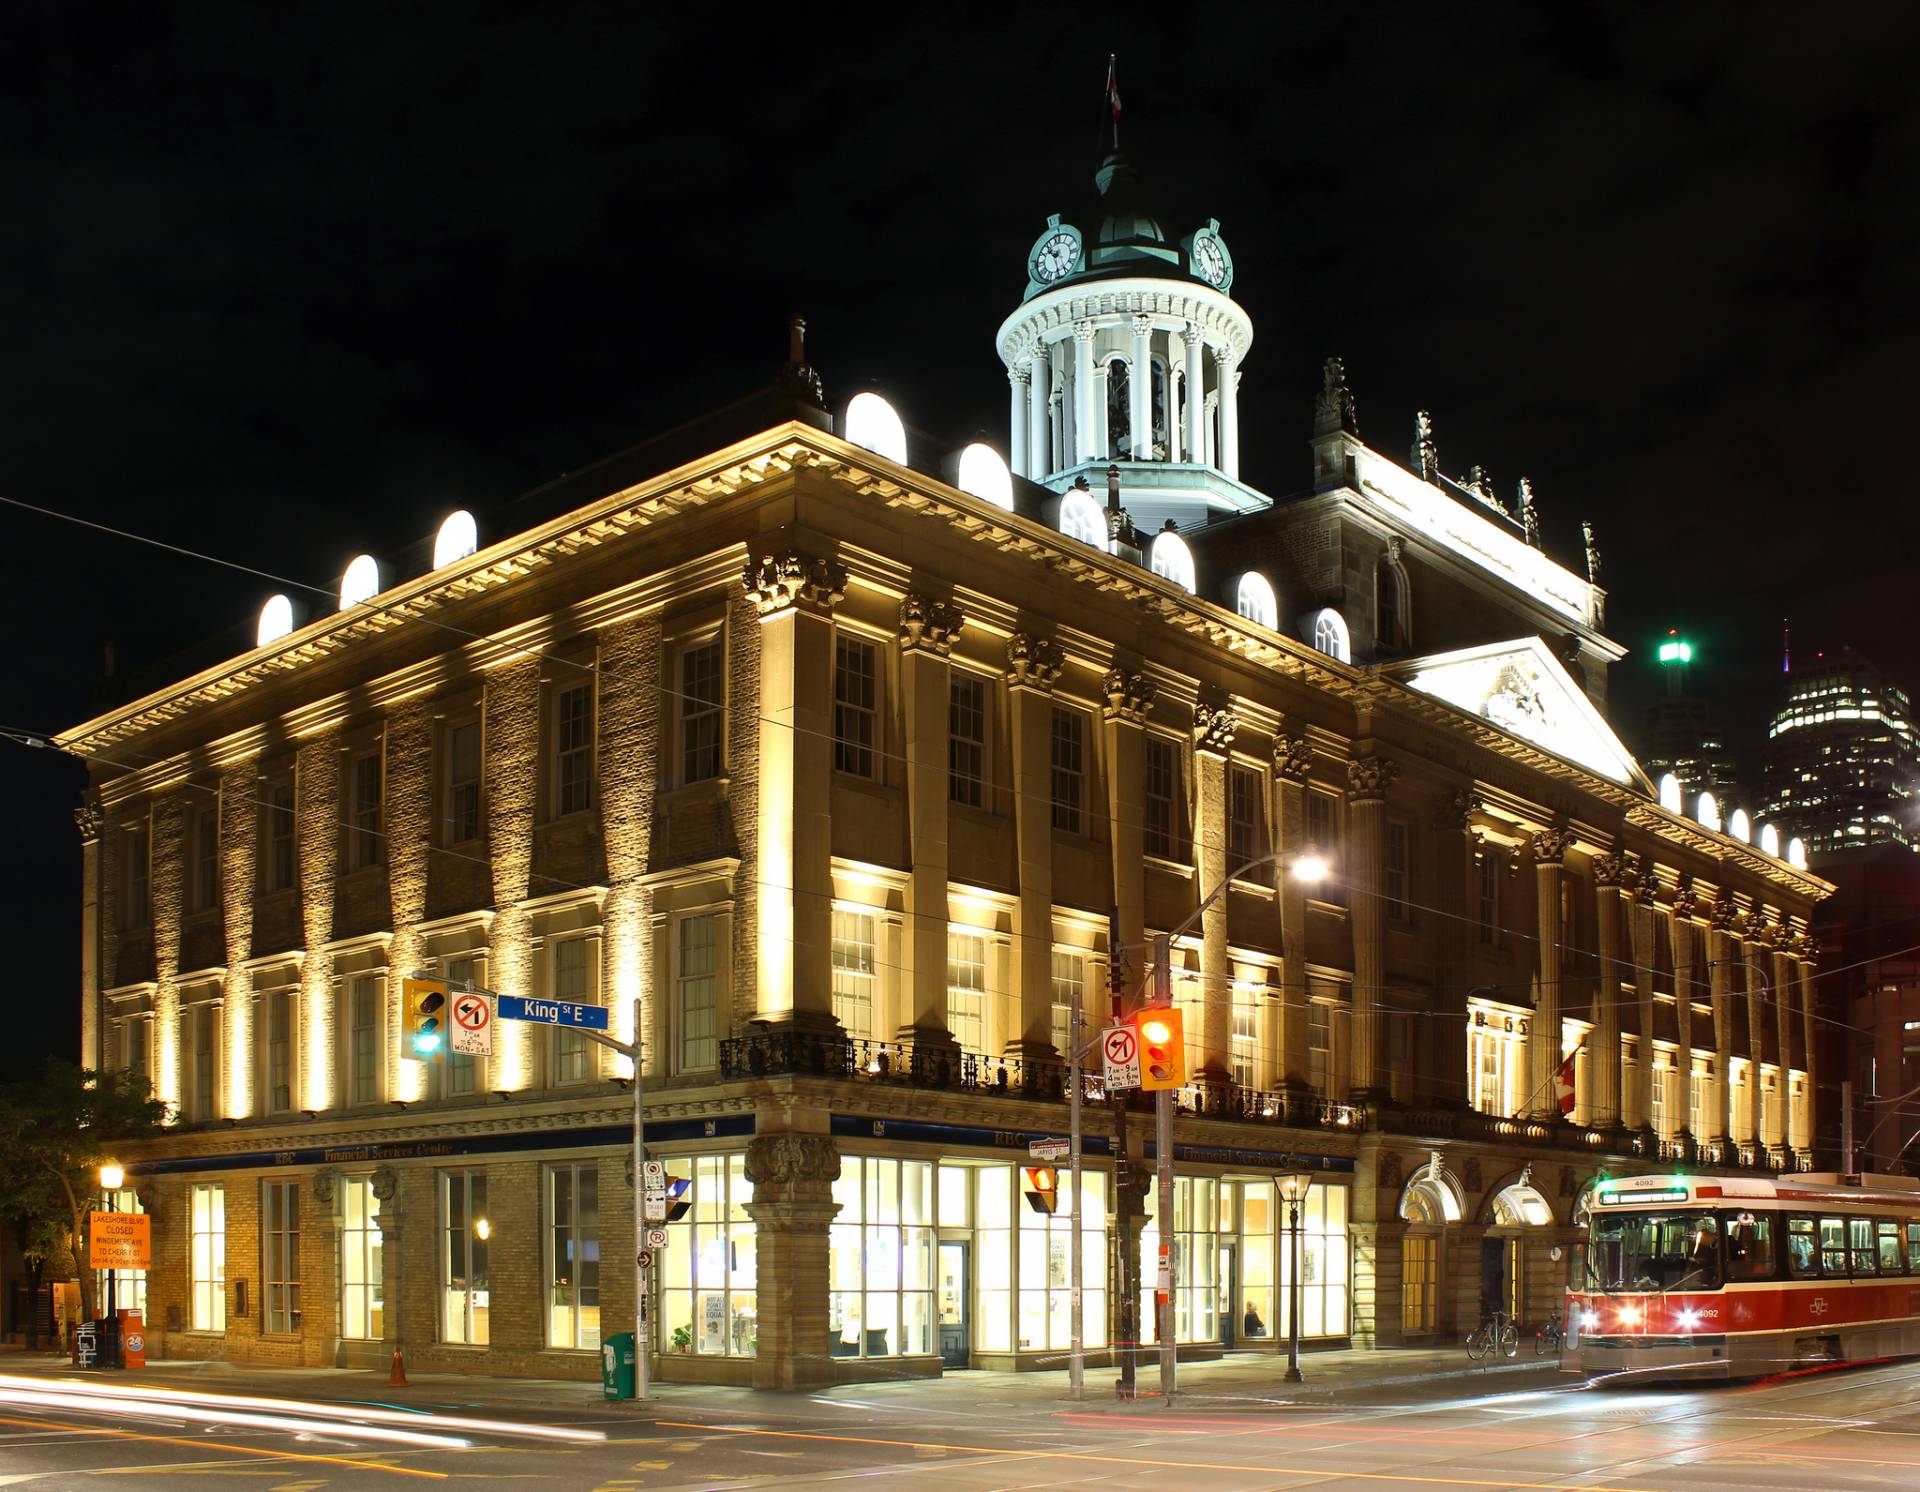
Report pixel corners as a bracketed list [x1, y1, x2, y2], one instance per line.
[0, 1385, 465, 1449]
[0, 1412, 447, 1479]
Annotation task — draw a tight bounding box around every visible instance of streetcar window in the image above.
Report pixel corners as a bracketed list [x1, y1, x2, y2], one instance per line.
[1725, 1212, 1775, 1282]
[1588, 1211, 1721, 1291]
[1878, 1221, 1905, 1274]
[1786, 1217, 1818, 1278]
[1819, 1217, 1848, 1276]
[1849, 1217, 1878, 1276]
[1909, 1221, 1920, 1272]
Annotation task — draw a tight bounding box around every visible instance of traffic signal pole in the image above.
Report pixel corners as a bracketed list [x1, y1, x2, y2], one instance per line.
[1153, 932, 1175, 1401]
[1068, 1003, 1084, 1402]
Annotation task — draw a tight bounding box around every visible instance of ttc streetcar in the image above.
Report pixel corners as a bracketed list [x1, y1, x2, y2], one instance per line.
[1565, 1170, 1920, 1380]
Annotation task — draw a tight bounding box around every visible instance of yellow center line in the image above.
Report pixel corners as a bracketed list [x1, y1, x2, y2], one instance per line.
[0, 1413, 447, 1480]
[652, 1418, 1676, 1491]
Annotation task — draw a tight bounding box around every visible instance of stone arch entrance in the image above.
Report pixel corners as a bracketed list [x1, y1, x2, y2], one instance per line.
[1479, 1166, 1558, 1326]
[1396, 1152, 1464, 1337]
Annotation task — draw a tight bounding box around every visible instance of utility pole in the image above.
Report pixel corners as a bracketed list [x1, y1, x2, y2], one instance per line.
[1842, 1078, 1855, 1175]
[631, 997, 648, 1401]
[1108, 907, 1137, 1399]
[1068, 1004, 1084, 1401]
[1153, 932, 1175, 1401]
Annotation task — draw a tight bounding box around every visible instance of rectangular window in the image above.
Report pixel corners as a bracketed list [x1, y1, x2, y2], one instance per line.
[445, 720, 482, 843]
[1308, 1000, 1332, 1095]
[1850, 1215, 1878, 1276]
[1877, 1219, 1903, 1274]
[678, 914, 719, 1072]
[1402, 1233, 1438, 1331]
[1385, 820, 1410, 921]
[1727, 1213, 1774, 1281]
[443, 1171, 490, 1344]
[193, 805, 219, 912]
[122, 1015, 149, 1084]
[187, 1002, 218, 1123]
[553, 683, 594, 816]
[266, 781, 296, 892]
[1689, 1065, 1707, 1138]
[341, 1177, 383, 1340]
[1475, 852, 1498, 942]
[349, 976, 379, 1106]
[1051, 951, 1082, 1059]
[1649, 1059, 1669, 1136]
[446, 956, 479, 1096]
[1144, 736, 1179, 858]
[262, 1181, 300, 1334]
[1786, 1216, 1818, 1278]
[350, 750, 382, 870]
[1306, 791, 1343, 903]
[1050, 706, 1085, 834]
[552, 938, 591, 1084]
[831, 910, 876, 1040]
[659, 1153, 757, 1356]
[679, 640, 725, 784]
[267, 990, 294, 1114]
[1819, 1216, 1848, 1276]
[547, 1163, 601, 1350]
[125, 825, 150, 927]
[1231, 979, 1260, 1088]
[189, 1184, 225, 1332]
[948, 673, 987, 808]
[829, 1157, 935, 1358]
[1229, 764, 1263, 876]
[1908, 1220, 1920, 1273]
[833, 635, 878, 778]
[946, 931, 987, 1057]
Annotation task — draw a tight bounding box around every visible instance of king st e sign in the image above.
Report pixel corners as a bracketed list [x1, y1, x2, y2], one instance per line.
[495, 994, 610, 1030]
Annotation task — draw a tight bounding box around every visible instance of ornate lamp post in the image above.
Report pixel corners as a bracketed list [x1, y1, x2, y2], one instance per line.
[1274, 1165, 1314, 1383]
[98, 1162, 124, 1368]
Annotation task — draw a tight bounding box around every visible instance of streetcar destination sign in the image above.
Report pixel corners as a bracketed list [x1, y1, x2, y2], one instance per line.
[495, 995, 611, 1030]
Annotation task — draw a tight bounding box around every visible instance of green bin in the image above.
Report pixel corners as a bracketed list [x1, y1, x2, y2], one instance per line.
[601, 1332, 637, 1400]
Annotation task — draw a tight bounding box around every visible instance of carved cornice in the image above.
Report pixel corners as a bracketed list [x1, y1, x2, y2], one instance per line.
[1273, 729, 1315, 783]
[1345, 756, 1398, 804]
[74, 803, 103, 842]
[1193, 702, 1238, 758]
[1005, 632, 1064, 693]
[742, 549, 847, 617]
[1102, 667, 1155, 725]
[898, 593, 964, 657]
[1532, 824, 1573, 864]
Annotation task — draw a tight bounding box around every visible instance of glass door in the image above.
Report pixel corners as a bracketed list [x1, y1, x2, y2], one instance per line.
[937, 1241, 969, 1368]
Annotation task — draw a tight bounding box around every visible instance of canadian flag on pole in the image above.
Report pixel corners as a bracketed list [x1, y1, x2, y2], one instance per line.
[1556, 1052, 1578, 1115]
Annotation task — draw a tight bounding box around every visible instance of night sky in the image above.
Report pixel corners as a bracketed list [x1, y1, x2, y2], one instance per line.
[4, 5, 1917, 1076]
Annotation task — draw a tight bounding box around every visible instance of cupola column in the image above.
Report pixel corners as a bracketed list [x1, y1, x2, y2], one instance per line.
[1129, 315, 1152, 459]
[1181, 324, 1206, 467]
[1215, 344, 1241, 479]
[1026, 346, 1051, 478]
[1072, 321, 1097, 466]
[1009, 364, 1030, 478]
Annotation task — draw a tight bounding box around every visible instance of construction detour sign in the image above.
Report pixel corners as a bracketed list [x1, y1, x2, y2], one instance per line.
[88, 1212, 151, 1271]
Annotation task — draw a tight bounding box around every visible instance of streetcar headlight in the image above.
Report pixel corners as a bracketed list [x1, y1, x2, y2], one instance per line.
[1677, 1308, 1700, 1331]
[1618, 1305, 1641, 1325]
[1580, 1310, 1599, 1328]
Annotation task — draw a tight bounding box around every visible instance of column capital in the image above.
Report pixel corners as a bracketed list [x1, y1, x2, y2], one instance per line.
[1211, 341, 1236, 366]
[370, 1164, 401, 1203]
[1531, 823, 1573, 864]
[1671, 873, 1701, 921]
[1273, 729, 1315, 782]
[742, 549, 847, 618]
[310, 1166, 342, 1208]
[1634, 857, 1660, 905]
[1102, 666, 1155, 724]
[1445, 787, 1482, 830]
[1008, 362, 1031, 387]
[1345, 755, 1398, 804]
[745, 1132, 841, 1188]
[74, 802, 103, 842]
[1708, 891, 1738, 931]
[1192, 702, 1238, 758]
[898, 593, 964, 657]
[1592, 852, 1632, 889]
[1131, 312, 1153, 338]
[1004, 632, 1063, 693]
[1072, 318, 1097, 343]
[1181, 320, 1206, 349]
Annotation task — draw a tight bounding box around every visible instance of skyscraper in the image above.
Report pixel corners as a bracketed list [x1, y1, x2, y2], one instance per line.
[1639, 632, 1742, 812]
[1762, 647, 1919, 855]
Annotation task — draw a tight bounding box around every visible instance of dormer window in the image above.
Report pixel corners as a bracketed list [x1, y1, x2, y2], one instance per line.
[1149, 528, 1195, 594]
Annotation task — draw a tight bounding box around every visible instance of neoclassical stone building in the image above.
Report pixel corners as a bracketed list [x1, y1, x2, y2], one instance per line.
[66, 145, 1829, 1389]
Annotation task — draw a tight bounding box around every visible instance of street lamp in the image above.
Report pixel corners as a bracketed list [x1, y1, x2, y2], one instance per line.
[98, 1162, 123, 1369]
[1274, 1166, 1314, 1383]
[98, 1163, 124, 1191]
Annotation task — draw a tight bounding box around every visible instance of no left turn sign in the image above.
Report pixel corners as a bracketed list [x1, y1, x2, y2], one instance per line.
[1101, 1025, 1141, 1089]
[451, 993, 493, 1057]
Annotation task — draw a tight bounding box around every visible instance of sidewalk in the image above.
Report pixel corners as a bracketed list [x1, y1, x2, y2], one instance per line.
[0, 1341, 1573, 1417]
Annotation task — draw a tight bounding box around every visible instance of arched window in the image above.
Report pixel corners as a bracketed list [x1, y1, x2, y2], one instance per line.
[1658, 773, 1683, 812]
[956, 443, 1014, 510]
[1106, 356, 1131, 455]
[1787, 837, 1808, 869]
[1058, 490, 1107, 549]
[844, 392, 907, 465]
[339, 554, 380, 611]
[1696, 791, 1720, 832]
[256, 594, 294, 647]
[1305, 607, 1351, 664]
[1488, 1179, 1554, 1227]
[1150, 356, 1169, 457]
[1728, 807, 1751, 843]
[1375, 554, 1408, 652]
[433, 509, 478, 568]
[1759, 822, 1781, 858]
[1149, 529, 1195, 593]
[1235, 572, 1277, 629]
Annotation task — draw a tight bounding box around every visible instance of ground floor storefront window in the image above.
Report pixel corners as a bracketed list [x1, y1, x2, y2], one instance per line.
[1141, 1176, 1226, 1344]
[442, 1171, 489, 1345]
[1402, 1232, 1438, 1332]
[341, 1176, 383, 1341]
[659, 1153, 755, 1357]
[546, 1163, 601, 1351]
[972, 1165, 1107, 1352]
[831, 1157, 934, 1357]
[1237, 1178, 1352, 1342]
[1280, 1181, 1349, 1337]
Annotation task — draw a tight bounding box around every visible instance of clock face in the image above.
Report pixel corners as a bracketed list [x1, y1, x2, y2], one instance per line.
[1193, 234, 1229, 288]
[1031, 230, 1081, 284]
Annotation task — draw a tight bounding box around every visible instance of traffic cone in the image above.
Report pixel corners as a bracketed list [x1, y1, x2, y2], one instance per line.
[388, 1347, 408, 1386]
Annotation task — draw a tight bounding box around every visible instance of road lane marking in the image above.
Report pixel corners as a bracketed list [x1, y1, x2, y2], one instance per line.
[0, 1414, 445, 1480]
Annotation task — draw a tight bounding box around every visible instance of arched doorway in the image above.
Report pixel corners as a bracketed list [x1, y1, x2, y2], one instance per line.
[1481, 1167, 1556, 1324]
[1398, 1153, 1463, 1336]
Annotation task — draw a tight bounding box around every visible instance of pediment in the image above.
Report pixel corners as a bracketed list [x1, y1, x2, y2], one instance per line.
[1382, 637, 1653, 793]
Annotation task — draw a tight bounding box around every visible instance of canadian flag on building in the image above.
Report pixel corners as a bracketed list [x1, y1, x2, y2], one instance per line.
[1556, 1051, 1578, 1115]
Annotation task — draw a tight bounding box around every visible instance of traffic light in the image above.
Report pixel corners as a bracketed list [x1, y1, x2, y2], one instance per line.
[403, 978, 448, 1059]
[1135, 1006, 1185, 1091]
[1022, 1166, 1060, 1215]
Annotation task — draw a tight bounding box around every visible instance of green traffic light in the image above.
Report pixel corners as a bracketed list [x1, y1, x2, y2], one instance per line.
[414, 1031, 443, 1054]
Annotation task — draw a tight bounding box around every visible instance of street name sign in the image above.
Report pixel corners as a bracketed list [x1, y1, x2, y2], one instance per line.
[495, 995, 610, 1030]
[1101, 1024, 1141, 1088]
[1028, 1138, 1070, 1162]
[450, 992, 494, 1056]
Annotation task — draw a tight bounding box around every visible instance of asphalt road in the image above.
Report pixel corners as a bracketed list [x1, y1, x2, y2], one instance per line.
[7, 1358, 1920, 1489]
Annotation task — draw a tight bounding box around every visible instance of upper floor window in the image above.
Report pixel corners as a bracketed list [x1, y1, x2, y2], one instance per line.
[445, 955, 482, 1097]
[1051, 951, 1083, 1058]
[1050, 706, 1086, 834]
[191, 804, 219, 913]
[124, 824, 150, 927]
[265, 988, 295, 1114]
[679, 639, 725, 784]
[349, 749, 382, 870]
[1058, 490, 1107, 548]
[1235, 572, 1278, 629]
[551, 937, 593, 1085]
[264, 780, 296, 892]
[1375, 555, 1408, 652]
[1474, 851, 1499, 944]
[946, 931, 987, 1056]
[677, 913, 719, 1073]
[1149, 529, 1195, 594]
[445, 719, 482, 844]
[1307, 607, 1351, 664]
[1385, 820, 1411, 922]
[831, 910, 876, 1040]
[184, 1000, 220, 1124]
[1306, 790, 1345, 905]
[552, 683, 594, 817]
[1143, 736, 1181, 859]
[949, 672, 987, 808]
[348, 975, 380, 1106]
[1229, 764, 1264, 876]
[833, 635, 878, 778]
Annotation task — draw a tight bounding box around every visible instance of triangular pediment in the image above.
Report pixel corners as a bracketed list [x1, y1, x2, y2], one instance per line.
[1382, 637, 1653, 793]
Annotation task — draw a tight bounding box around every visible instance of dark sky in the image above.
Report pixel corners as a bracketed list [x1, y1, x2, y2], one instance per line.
[4, 4, 1917, 1076]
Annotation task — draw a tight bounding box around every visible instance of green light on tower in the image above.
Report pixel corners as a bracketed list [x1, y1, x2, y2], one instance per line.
[1658, 637, 1693, 665]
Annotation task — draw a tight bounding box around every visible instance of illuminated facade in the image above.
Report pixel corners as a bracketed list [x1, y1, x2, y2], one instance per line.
[66, 151, 1831, 1389]
[1762, 647, 1918, 855]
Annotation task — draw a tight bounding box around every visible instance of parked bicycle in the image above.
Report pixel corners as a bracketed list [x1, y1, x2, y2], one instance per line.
[1534, 1316, 1564, 1356]
[1466, 1310, 1519, 1361]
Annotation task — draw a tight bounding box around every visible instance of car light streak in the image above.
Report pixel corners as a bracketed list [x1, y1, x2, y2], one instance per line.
[0, 1384, 468, 1449]
[0, 1411, 447, 1479]
[0, 1372, 604, 1444]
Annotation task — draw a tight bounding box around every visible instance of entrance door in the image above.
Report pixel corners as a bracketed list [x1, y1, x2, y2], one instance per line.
[937, 1242, 969, 1369]
[1217, 1242, 1237, 1346]
[1480, 1236, 1506, 1322]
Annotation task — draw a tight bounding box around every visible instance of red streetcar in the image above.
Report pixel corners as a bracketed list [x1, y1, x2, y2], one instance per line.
[1565, 1171, 1920, 1381]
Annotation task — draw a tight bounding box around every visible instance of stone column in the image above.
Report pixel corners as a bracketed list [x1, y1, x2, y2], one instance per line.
[1215, 345, 1241, 478]
[744, 1133, 841, 1390]
[1771, 934, 1794, 1154]
[76, 804, 103, 1069]
[1437, 791, 1480, 1110]
[1707, 895, 1737, 1148]
[1274, 730, 1314, 1091]
[1672, 881, 1703, 1149]
[1072, 320, 1097, 466]
[308, 1167, 344, 1367]
[1182, 323, 1206, 467]
[1006, 634, 1063, 1060]
[1590, 853, 1628, 1132]
[1630, 866, 1658, 1135]
[744, 549, 847, 1033]
[1102, 668, 1154, 1016]
[1008, 364, 1030, 478]
[1795, 937, 1818, 1155]
[1129, 315, 1152, 459]
[1026, 347, 1051, 479]
[1742, 933, 1766, 1152]
[1345, 756, 1397, 1100]
[1529, 825, 1572, 1118]
[1192, 704, 1237, 1088]
[898, 595, 964, 1056]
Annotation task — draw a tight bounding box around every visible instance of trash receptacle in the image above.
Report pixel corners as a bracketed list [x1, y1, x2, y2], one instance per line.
[601, 1332, 636, 1400]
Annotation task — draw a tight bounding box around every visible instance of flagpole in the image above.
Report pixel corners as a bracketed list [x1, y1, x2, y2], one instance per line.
[1514, 1035, 1587, 1121]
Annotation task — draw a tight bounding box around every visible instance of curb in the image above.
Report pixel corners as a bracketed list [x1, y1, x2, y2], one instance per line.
[1048, 1356, 1571, 1409]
